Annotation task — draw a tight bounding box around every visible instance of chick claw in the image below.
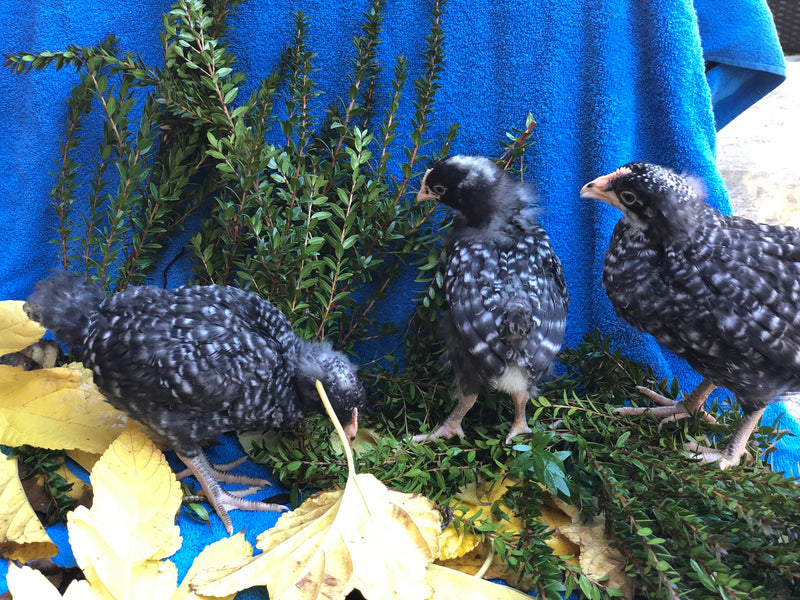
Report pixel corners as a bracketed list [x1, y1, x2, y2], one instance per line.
[504, 420, 532, 445]
[614, 379, 718, 430]
[411, 421, 466, 443]
[175, 455, 272, 488]
[682, 408, 764, 469]
[411, 393, 477, 443]
[183, 485, 263, 501]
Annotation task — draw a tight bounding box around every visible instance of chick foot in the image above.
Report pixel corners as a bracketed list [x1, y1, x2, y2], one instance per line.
[175, 455, 271, 488]
[177, 451, 287, 535]
[683, 408, 764, 469]
[614, 378, 718, 428]
[411, 393, 478, 442]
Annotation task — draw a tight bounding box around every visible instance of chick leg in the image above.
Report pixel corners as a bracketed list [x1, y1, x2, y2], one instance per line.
[177, 450, 287, 535]
[614, 378, 718, 427]
[412, 394, 478, 442]
[684, 407, 765, 469]
[505, 391, 532, 444]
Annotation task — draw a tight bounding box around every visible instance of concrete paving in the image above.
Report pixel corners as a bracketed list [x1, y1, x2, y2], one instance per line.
[716, 56, 800, 419]
[718, 56, 800, 224]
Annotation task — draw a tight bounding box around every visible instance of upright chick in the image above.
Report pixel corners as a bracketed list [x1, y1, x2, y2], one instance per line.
[582, 162, 800, 468]
[25, 272, 366, 533]
[413, 155, 569, 444]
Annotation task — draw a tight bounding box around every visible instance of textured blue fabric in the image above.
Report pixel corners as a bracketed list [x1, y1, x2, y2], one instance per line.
[696, 0, 786, 129]
[0, 0, 790, 595]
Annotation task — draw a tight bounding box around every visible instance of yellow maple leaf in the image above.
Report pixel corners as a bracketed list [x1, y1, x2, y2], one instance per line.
[426, 563, 534, 600]
[8, 424, 261, 600]
[0, 300, 47, 356]
[7, 563, 76, 600]
[66, 448, 102, 473]
[440, 486, 631, 597]
[70, 423, 183, 559]
[10, 554, 236, 600]
[190, 381, 443, 600]
[438, 477, 524, 561]
[7, 563, 62, 600]
[0, 362, 127, 454]
[0, 452, 57, 562]
[7, 561, 136, 600]
[438, 476, 580, 565]
[65, 423, 183, 600]
[174, 533, 254, 600]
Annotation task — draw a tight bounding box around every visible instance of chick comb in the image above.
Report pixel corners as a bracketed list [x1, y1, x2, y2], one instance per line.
[607, 166, 632, 181]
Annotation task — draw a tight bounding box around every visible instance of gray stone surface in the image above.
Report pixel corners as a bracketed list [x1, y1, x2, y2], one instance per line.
[718, 56, 800, 225]
[716, 56, 800, 419]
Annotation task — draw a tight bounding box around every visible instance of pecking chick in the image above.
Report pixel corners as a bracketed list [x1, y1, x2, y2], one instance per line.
[413, 155, 569, 444]
[582, 161, 800, 468]
[25, 271, 366, 533]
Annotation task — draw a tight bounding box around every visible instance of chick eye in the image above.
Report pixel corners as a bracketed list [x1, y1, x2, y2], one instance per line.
[432, 184, 447, 196]
[619, 190, 638, 206]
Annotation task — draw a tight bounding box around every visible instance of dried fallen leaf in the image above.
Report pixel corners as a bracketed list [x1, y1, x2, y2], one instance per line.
[65, 449, 102, 475]
[553, 496, 633, 599]
[23, 465, 93, 516]
[443, 487, 631, 597]
[426, 563, 533, 600]
[7, 562, 105, 600]
[7, 563, 64, 600]
[329, 426, 381, 457]
[174, 532, 253, 600]
[437, 477, 579, 569]
[0, 300, 47, 356]
[438, 478, 523, 562]
[66, 423, 183, 599]
[9, 424, 263, 600]
[0, 452, 57, 562]
[0, 362, 127, 453]
[191, 381, 442, 600]
[437, 544, 531, 587]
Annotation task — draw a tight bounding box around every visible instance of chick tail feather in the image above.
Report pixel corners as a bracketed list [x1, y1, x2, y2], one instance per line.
[24, 271, 105, 347]
[503, 298, 533, 342]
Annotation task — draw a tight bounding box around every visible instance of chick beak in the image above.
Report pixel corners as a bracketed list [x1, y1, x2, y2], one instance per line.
[580, 175, 623, 211]
[342, 407, 358, 443]
[416, 169, 438, 203]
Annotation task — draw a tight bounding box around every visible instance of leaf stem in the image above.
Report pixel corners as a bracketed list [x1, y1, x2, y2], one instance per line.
[315, 381, 356, 477]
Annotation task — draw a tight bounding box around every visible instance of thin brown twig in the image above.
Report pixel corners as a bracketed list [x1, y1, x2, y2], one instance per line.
[500, 117, 537, 171]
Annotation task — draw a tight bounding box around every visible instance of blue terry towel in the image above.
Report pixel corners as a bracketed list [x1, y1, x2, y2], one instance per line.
[696, 0, 788, 129]
[0, 0, 789, 596]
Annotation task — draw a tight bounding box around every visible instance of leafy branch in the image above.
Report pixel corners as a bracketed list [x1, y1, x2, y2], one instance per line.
[254, 331, 800, 600]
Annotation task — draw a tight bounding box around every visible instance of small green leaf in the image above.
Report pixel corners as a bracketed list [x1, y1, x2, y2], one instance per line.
[615, 430, 631, 447]
[223, 86, 239, 105]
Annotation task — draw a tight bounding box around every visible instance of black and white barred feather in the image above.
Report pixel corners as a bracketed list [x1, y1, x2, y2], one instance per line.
[587, 161, 800, 414]
[425, 155, 569, 398]
[25, 272, 366, 457]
